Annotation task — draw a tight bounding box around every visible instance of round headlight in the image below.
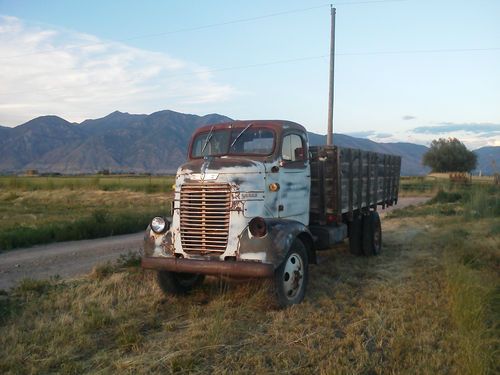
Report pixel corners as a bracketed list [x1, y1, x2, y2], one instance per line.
[249, 217, 267, 238]
[151, 216, 169, 234]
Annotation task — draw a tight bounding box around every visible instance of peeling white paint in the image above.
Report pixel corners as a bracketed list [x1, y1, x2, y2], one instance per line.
[240, 252, 267, 262]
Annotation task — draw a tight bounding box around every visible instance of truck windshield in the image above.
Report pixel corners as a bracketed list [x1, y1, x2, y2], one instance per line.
[191, 128, 275, 158]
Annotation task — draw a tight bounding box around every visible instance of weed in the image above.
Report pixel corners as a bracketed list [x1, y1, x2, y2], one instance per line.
[429, 189, 462, 204]
[489, 221, 500, 236]
[90, 262, 115, 280]
[0, 295, 12, 324]
[1, 191, 19, 201]
[444, 256, 497, 374]
[117, 251, 142, 268]
[386, 201, 458, 218]
[91, 208, 109, 224]
[15, 278, 53, 296]
[463, 186, 500, 220]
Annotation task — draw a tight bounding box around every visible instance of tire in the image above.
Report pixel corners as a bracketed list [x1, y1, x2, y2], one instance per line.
[362, 211, 382, 256]
[348, 214, 364, 256]
[156, 271, 205, 295]
[274, 239, 309, 308]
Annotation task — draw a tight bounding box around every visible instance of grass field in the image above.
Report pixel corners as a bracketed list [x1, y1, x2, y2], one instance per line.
[399, 174, 497, 197]
[0, 175, 175, 193]
[0, 184, 498, 374]
[0, 176, 174, 250]
[1, 175, 496, 250]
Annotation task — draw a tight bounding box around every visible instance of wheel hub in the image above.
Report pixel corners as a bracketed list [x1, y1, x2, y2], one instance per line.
[283, 253, 304, 299]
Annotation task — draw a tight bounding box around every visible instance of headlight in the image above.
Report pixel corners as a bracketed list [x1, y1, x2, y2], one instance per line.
[151, 216, 169, 234]
[249, 217, 267, 238]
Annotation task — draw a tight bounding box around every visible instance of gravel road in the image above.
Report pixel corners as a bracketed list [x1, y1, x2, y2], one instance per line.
[0, 197, 430, 290]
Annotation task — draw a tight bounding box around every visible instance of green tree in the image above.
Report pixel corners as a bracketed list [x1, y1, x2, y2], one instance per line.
[422, 138, 477, 172]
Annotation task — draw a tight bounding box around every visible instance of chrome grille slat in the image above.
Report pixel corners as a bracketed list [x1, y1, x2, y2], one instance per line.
[181, 217, 228, 220]
[180, 183, 231, 255]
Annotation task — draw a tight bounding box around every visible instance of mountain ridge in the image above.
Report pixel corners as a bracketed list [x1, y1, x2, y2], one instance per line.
[0, 110, 498, 175]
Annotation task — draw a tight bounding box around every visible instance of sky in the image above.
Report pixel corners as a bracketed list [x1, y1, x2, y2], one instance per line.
[0, 0, 499, 149]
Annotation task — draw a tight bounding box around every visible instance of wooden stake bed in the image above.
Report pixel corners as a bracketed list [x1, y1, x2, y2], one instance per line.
[309, 146, 401, 225]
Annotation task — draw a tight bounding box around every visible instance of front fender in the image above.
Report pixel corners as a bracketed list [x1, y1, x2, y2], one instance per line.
[237, 218, 314, 268]
[143, 225, 174, 257]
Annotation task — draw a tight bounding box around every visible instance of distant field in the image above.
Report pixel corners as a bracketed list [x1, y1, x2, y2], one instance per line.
[0, 184, 498, 374]
[427, 172, 495, 183]
[1, 175, 497, 250]
[399, 175, 497, 197]
[0, 175, 175, 193]
[0, 175, 174, 250]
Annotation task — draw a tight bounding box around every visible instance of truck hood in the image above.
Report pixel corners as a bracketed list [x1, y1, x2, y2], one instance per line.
[178, 157, 267, 176]
[176, 157, 267, 197]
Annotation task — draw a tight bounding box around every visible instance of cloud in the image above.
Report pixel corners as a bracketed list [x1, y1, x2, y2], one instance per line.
[0, 16, 235, 125]
[412, 122, 500, 135]
[346, 130, 375, 138]
[346, 130, 394, 142]
[375, 133, 392, 139]
[341, 121, 499, 149]
[402, 115, 416, 121]
[401, 122, 500, 149]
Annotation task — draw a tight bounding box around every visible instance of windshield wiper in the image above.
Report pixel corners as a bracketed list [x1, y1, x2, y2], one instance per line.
[201, 126, 215, 154]
[230, 123, 253, 150]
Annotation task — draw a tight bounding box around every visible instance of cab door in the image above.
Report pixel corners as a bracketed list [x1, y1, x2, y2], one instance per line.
[278, 132, 310, 225]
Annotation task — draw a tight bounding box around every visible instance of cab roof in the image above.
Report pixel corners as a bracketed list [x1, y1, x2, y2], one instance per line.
[194, 120, 307, 135]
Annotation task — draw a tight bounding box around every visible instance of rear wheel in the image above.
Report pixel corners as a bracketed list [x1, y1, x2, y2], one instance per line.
[156, 271, 205, 295]
[362, 211, 382, 256]
[274, 239, 309, 308]
[348, 214, 364, 256]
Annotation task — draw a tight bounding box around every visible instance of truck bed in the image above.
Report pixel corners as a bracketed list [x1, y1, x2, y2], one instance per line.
[309, 145, 401, 225]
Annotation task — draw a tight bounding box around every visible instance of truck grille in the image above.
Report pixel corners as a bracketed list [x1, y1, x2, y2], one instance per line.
[180, 183, 231, 255]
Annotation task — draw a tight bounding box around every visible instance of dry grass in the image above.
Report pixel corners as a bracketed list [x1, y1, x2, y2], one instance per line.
[0, 186, 498, 374]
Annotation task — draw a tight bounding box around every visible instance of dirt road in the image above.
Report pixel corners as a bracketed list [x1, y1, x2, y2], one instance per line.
[0, 197, 429, 290]
[0, 233, 143, 290]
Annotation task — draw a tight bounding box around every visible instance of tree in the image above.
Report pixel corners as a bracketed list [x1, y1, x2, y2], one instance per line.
[422, 138, 477, 172]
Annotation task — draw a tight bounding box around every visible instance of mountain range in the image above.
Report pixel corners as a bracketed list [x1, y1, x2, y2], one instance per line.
[0, 110, 498, 176]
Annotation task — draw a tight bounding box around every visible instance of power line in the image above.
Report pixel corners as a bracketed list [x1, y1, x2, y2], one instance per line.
[0, 46, 498, 98]
[338, 47, 500, 56]
[1, 4, 330, 59]
[6, 46, 500, 83]
[1, 0, 410, 60]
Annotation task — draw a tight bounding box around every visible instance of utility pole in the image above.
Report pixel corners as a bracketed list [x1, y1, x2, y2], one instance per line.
[326, 5, 336, 146]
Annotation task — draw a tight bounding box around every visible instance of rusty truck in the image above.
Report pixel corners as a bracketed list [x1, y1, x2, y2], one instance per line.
[142, 120, 401, 307]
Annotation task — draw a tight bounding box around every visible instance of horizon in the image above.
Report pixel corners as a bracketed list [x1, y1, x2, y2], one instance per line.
[0, 0, 499, 149]
[3, 108, 496, 151]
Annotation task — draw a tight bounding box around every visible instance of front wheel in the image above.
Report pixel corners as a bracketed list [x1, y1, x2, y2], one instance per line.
[156, 271, 205, 295]
[274, 239, 309, 308]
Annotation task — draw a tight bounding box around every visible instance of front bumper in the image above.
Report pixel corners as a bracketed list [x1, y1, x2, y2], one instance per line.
[141, 257, 274, 278]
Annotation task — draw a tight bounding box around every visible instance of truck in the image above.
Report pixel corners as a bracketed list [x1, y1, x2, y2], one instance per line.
[142, 120, 401, 307]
